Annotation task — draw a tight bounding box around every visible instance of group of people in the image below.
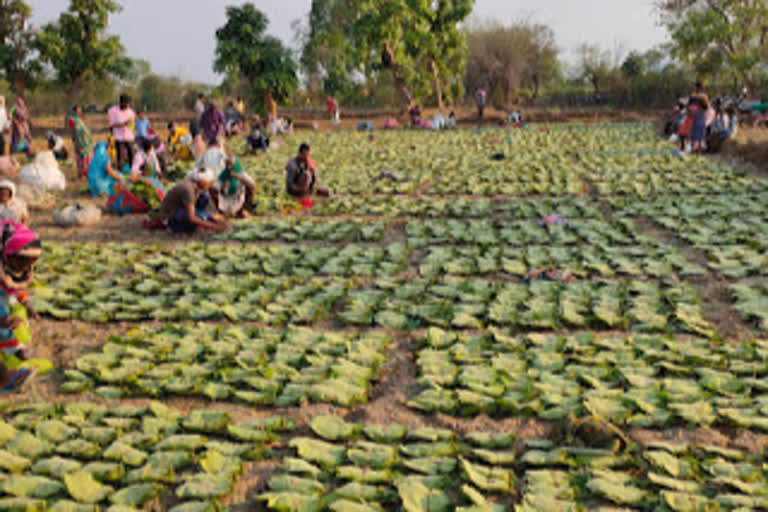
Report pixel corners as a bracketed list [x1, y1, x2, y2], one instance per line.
[407, 104, 458, 130]
[0, 98, 45, 393]
[670, 82, 739, 153]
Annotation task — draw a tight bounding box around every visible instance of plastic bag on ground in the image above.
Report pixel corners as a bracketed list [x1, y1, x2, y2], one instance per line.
[19, 151, 66, 192]
[53, 204, 102, 227]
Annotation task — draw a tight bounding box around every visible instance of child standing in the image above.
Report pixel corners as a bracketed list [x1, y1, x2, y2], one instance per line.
[135, 110, 151, 141]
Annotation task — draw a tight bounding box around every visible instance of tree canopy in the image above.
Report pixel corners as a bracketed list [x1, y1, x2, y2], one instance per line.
[465, 21, 560, 107]
[660, 0, 768, 88]
[0, 0, 41, 97]
[35, 0, 132, 104]
[301, 0, 474, 110]
[214, 3, 298, 112]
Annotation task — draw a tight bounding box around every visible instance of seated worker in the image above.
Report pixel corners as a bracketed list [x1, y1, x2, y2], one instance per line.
[47, 132, 68, 161]
[167, 122, 193, 161]
[285, 143, 331, 208]
[155, 168, 228, 234]
[197, 137, 227, 174]
[211, 155, 256, 218]
[0, 220, 43, 392]
[409, 104, 422, 127]
[88, 141, 125, 197]
[446, 111, 457, 129]
[0, 180, 29, 225]
[224, 101, 242, 138]
[131, 138, 162, 179]
[245, 121, 270, 153]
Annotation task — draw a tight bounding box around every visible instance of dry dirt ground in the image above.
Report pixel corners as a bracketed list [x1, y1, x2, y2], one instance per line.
[7, 116, 768, 509]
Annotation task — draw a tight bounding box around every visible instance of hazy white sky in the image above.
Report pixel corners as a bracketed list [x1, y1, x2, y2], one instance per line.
[29, 0, 668, 84]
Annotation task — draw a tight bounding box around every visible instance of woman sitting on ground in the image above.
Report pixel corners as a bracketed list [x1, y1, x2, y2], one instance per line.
[245, 120, 270, 153]
[167, 122, 193, 161]
[197, 137, 227, 174]
[409, 104, 422, 127]
[224, 101, 242, 138]
[0, 220, 43, 392]
[0, 180, 29, 225]
[88, 141, 125, 197]
[131, 138, 162, 179]
[153, 168, 229, 234]
[211, 155, 256, 218]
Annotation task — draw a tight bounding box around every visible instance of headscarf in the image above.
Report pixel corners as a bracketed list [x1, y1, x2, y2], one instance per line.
[218, 156, 243, 195]
[0, 220, 41, 292]
[0, 180, 16, 201]
[188, 168, 215, 184]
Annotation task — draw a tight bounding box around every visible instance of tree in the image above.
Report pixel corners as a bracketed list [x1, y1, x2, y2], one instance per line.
[298, 0, 361, 98]
[300, 0, 474, 110]
[575, 43, 614, 95]
[0, 0, 41, 97]
[660, 0, 768, 88]
[465, 20, 560, 107]
[621, 52, 645, 79]
[214, 3, 298, 114]
[36, 0, 132, 104]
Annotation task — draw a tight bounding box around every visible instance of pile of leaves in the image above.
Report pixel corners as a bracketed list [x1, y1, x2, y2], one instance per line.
[0, 400, 291, 511]
[409, 328, 768, 430]
[63, 325, 392, 407]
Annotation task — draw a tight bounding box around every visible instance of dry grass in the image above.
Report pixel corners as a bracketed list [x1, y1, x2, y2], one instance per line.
[721, 125, 768, 174]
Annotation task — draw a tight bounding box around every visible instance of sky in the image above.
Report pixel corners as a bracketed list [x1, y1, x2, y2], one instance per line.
[28, 0, 668, 85]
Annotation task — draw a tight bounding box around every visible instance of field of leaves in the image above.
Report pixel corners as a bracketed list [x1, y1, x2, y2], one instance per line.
[15, 123, 768, 510]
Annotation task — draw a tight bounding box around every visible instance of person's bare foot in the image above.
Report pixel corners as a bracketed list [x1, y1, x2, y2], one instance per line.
[236, 210, 250, 219]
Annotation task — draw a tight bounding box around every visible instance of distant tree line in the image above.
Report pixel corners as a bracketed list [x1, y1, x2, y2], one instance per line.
[2, 0, 768, 115]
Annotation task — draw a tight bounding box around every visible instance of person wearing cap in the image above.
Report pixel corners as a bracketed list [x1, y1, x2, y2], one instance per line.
[155, 168, 228, 234]
[0, 181, 28, 225]
[108, 93, 136, 170]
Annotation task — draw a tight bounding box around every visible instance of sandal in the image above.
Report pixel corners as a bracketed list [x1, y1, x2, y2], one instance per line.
[0, 367, 36, 394]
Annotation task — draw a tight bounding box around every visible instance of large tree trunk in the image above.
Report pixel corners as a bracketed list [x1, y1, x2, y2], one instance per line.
[11, 78, 25, 100]
[382, 43, 412, 114]
[431, 61, 444, 111]
[69, 73, 86, 107]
